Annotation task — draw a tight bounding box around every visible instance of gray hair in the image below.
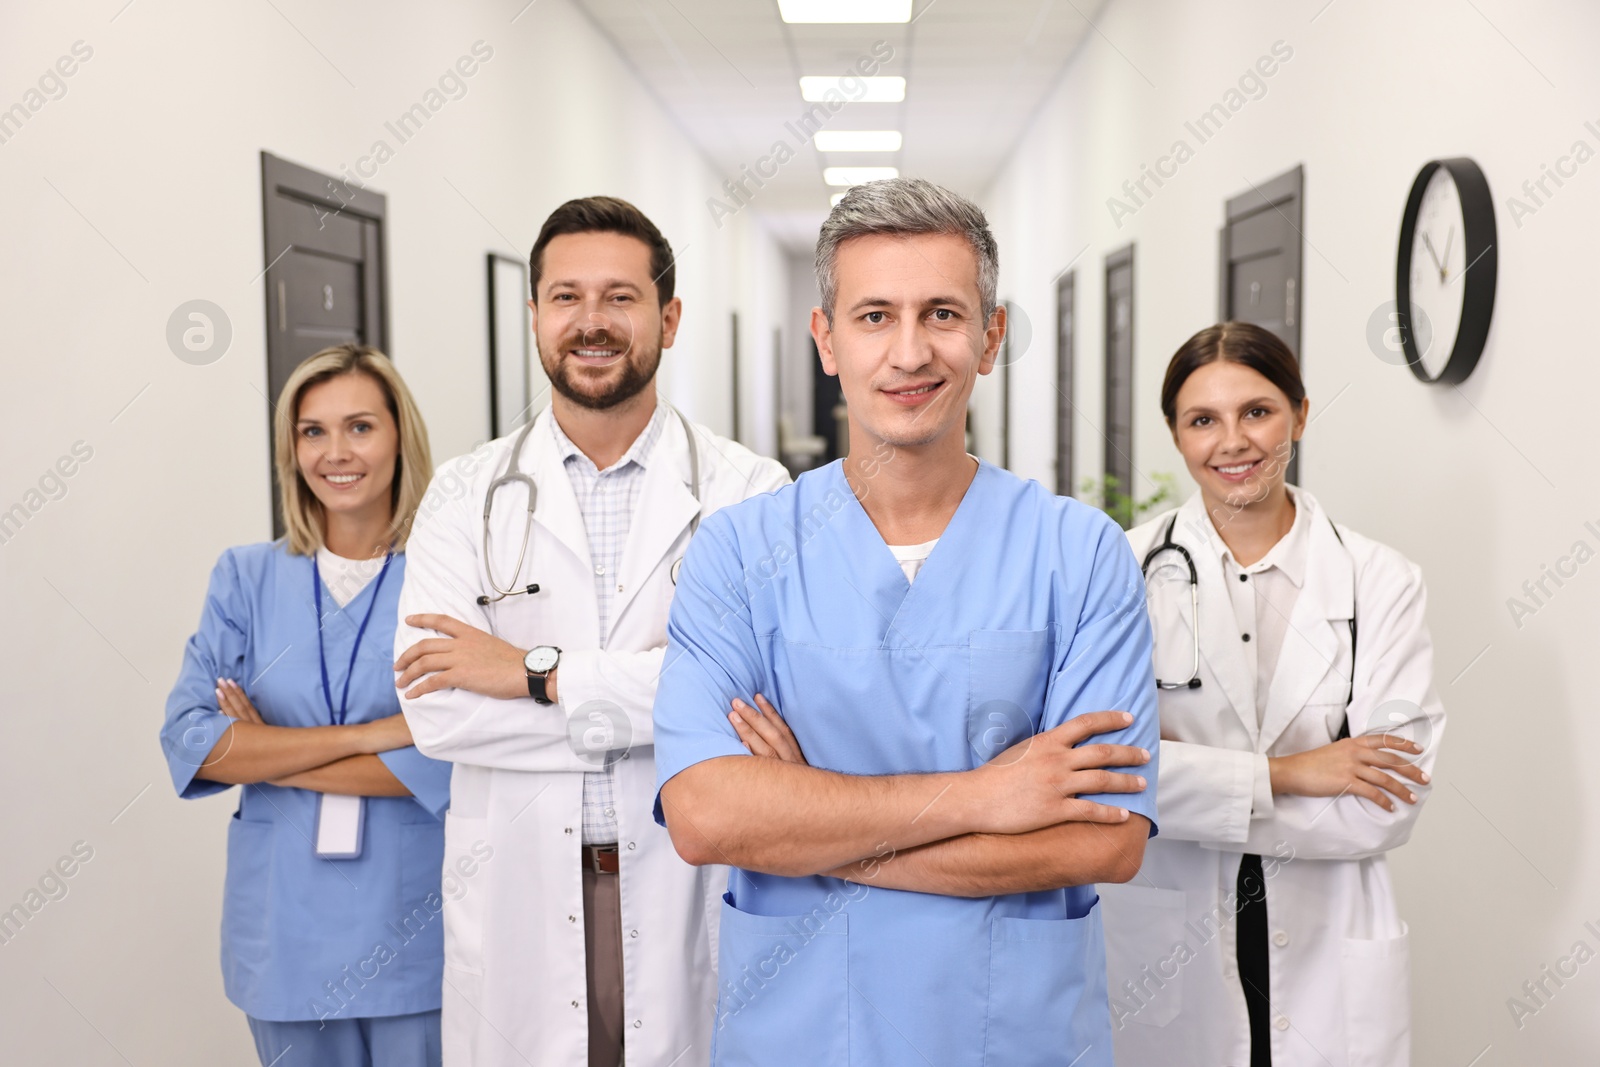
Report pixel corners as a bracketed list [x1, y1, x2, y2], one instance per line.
[815, 177, 999, 327]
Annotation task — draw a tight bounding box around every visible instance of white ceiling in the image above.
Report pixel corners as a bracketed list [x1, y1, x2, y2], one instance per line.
[574, 0, 1107, 250]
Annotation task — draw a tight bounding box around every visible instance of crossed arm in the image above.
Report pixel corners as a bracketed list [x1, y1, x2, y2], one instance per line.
[660, 696, 1152, 898]
[195, 678, 413, 796]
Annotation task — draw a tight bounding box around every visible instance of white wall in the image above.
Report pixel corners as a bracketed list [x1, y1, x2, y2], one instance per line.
[0, 1, 788, 1060]
[981, 0, 1600, 1059]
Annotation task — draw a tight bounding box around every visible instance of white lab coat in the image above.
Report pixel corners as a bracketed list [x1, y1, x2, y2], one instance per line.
[1102, 488, 1444, 1067]
[396, 405, 789, 1067]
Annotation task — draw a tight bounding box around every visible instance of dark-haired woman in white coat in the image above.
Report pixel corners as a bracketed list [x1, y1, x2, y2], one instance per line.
[1102, 322, 1445, 1067]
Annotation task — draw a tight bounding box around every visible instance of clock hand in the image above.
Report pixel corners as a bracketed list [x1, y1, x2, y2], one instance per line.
[1422, 232, 1445, 279]
[1441, 226, 1454, 282]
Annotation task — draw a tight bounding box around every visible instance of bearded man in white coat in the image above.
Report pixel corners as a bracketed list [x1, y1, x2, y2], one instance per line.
[392, 196, 788, 1067]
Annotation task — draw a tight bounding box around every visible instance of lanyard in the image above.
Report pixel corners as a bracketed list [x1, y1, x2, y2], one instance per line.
[312, 551, 394, 726]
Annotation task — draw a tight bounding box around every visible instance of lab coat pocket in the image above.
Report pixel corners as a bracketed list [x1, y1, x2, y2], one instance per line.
[968, 628, 1051, 765]
[441, 813, 490, 976]
[222, 813, 274, 971]
[1099, 883, 1186, 1027]
[1341, 925, 1410, 1066]
[713, 893, 849, 1067]
[984, 900, 1112, 1066]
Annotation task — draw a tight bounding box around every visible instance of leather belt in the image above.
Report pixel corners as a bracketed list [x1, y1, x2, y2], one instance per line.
[584, 844, 620, 875]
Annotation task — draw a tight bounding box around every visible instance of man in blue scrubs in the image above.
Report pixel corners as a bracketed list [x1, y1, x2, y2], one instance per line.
[653, 177, 1160, 1066]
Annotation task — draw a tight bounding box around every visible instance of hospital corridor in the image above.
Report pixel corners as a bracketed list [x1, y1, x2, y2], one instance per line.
[2, 1, 1598, 1064]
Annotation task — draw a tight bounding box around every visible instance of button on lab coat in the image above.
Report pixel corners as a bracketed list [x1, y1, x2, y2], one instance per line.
[396, 407, 788, 1067]
[1102, 488, 1445, 1067]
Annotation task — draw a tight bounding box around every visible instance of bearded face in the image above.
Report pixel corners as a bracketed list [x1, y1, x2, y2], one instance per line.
[531, 231, 679, 413]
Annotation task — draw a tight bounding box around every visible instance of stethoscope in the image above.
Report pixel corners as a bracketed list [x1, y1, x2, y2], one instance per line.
[1141, 511, 1357, 733]
[478, 406, 703, 607]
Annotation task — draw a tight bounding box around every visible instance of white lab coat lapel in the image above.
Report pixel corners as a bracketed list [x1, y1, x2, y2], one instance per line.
[612, 411, 701, 630]
[523, 408, 594, 574]
[1258, 497, 1354, 752]
[1171, 494, 1260, 744]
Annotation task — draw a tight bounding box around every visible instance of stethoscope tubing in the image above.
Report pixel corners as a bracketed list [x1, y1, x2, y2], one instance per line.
[480, 406, 704, 605]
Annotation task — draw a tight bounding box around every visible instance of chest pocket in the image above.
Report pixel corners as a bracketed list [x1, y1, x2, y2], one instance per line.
[967, 628, 1052, 767]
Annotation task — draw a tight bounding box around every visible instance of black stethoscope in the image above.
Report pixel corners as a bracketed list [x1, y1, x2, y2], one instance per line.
[1141, 512, 1357, 733]
[477, 407, 703, 607]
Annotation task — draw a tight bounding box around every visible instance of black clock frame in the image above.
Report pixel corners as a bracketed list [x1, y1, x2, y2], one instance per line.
[1396, 156, 1496, 384]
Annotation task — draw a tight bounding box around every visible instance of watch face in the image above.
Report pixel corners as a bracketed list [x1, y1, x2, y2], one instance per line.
[1407, 166, 1467, 379]
[525, 646, 559, 673]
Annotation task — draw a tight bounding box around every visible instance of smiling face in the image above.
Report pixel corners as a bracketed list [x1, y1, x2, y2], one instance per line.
[530, 230, 681, 412]
[1170, 359, 1308, 513]
[294, 371, 399, 531]
[812, 231, 1001, 453]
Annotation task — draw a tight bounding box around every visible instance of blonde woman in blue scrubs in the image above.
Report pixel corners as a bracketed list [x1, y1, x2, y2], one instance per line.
[161, 344, 451, 1067]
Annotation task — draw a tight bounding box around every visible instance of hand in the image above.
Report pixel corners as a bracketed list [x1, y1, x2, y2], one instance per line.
[1268, 734, 1429, 812]
[964, 711, 1150, 836]
[730, 694, 808, 765]
[394, 614, 530, 701]
[216, 678, 265, 724]
[358, 713, 415, 755]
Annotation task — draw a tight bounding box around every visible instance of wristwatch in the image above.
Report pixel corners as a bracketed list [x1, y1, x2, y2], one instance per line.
[524, 645, 561, 705]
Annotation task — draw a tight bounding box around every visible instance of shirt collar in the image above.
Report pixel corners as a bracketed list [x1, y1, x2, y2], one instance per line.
[551, 401, 668, 474]
[1203, 487, 1310, 587]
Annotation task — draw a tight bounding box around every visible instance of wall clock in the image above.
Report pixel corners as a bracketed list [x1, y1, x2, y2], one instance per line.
[1396, 157, 1496, 384]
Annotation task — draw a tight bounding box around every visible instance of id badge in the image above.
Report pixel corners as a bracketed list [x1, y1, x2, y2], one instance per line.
[315, 794, 365, 859]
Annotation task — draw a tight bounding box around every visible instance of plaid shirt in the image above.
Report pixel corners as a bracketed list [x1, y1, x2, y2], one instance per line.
[551, 403, 669, 845]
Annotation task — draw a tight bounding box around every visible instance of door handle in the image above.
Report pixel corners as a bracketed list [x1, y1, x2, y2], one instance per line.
[1285, 278, 1296, 328]
[277, 280, 287, 332]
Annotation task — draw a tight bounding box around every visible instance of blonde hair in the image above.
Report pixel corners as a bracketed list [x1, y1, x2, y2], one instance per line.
[274, 344, 433, 556]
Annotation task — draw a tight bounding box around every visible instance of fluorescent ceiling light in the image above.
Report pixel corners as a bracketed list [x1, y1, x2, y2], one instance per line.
[831, 192, 848, 206]
[800, 76, 905, 103]
[779, 0, 912, 22]
[824, 166, 899, 186]
[814, 130, 902, 153]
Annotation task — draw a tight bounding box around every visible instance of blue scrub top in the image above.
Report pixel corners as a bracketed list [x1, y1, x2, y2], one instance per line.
[653, 460, 1160, 1066]
[161, 542, 452, 1023]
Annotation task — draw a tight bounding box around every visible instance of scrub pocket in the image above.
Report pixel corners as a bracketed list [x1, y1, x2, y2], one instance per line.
[713, 893, 849, 1067]
[1100, 883, 1186, 1027]
[1341, 925, 1410, 1066]
[983, 900, 1113, 1067]
[967, 628, 1052, 765]
[441, 813, 489, 976]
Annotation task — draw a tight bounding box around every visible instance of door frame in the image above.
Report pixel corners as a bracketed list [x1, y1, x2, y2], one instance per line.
[260, 152, 389, 362]
[1103, 244, 1135, 492]
[259, 152, 389, 537]
[1055, 271, 1075, 496]
[1219, 163, 1304, 483]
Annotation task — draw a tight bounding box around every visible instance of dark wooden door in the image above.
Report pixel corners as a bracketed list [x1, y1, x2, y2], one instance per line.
[1104, 246, 1135, 494]
[261, 152, 388, 536]
[1055, 272, 1075, 496]
[1219, 164, 1303, 482]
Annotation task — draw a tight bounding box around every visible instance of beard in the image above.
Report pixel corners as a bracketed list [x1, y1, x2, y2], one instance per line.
[540, 329, 663, 411]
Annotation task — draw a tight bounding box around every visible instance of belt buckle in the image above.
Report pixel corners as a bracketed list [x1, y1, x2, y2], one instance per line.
[588, 844, 619, 874]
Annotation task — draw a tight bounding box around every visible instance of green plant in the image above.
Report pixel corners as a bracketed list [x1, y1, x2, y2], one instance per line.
[1078, 471, 1176, 530]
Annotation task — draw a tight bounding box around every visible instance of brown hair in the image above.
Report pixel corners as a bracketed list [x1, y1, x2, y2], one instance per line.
[1160, 321, 1306, 427]
[273, 344, 433, 556]
[528, 196, 675, 305]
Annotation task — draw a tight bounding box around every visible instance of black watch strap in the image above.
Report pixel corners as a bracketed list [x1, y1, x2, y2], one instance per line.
[527, 668, 553, 704]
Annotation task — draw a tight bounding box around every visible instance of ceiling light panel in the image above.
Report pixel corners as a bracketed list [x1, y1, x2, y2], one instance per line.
[824, 166, 899, 186]
[814, 130, 903, 152]
[799, 76, 906, 103]
[779, 0, 912, 23]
